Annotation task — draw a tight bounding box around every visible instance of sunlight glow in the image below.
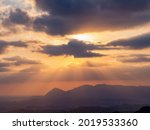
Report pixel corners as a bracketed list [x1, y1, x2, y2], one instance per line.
[71, 34, 95, 42]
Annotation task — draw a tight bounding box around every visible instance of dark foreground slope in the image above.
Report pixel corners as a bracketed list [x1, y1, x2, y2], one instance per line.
[136, 106, 150, 113]
[0, 84, 150, 113]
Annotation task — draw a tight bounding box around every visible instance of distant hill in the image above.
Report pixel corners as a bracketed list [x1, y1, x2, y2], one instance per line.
[42, 84, 150, 108]
[0, 84, 150, 113]
[136, 106, 150, 113]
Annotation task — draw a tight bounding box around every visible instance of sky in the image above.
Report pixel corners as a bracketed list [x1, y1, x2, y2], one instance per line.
[0, 0, 150, 96]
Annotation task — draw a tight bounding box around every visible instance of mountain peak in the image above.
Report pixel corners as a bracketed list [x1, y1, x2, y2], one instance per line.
[52, 88, 64, 92]
[45, 88, 65, 97]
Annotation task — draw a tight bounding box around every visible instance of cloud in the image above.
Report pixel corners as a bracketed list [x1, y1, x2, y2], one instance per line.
[35, 0, 150, 17]
[32, 0, 150, 35]
[0, 62, 11, 72]
[108, 33, 150, 49]
[0, 62, 10, 72]
[119, 55, 150, 63]
[4, 56, 40, 66]
[0, 56, 40, 73]
[0, 68, 10, 72]
[33, 15, 74, 36]
[0, 62, 10, 67]
[0, 40, 27, 53]
[2, 8, 31, 26]
[3, 0, 150, 35]
[0, 67, 40, 84]
[41, 39, 105, 58]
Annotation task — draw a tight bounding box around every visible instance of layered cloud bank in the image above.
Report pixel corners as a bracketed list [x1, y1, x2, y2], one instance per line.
[1, 0, 150, 35]
[0, 0, 150, 95]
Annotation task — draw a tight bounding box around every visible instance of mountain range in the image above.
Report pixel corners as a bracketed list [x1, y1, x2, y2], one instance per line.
[0, 84, 150, 113]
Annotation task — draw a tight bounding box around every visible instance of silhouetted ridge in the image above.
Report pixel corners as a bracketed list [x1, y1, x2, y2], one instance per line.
[1, 84, 150, 113]
[136, 106, 150, 113]
[45, 88, 65, 97]
[70, 85, 94, 92]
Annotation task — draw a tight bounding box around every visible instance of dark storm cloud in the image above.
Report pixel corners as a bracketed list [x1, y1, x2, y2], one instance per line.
[33, 15, 75, 36]
[0, 40, 27, 53]
[41, 40, 105, 58]
[33, 0, 150, 35]
[3, 8, 31, 26]
[36, 0, 150, 15]
[108, 33, 150, 49]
